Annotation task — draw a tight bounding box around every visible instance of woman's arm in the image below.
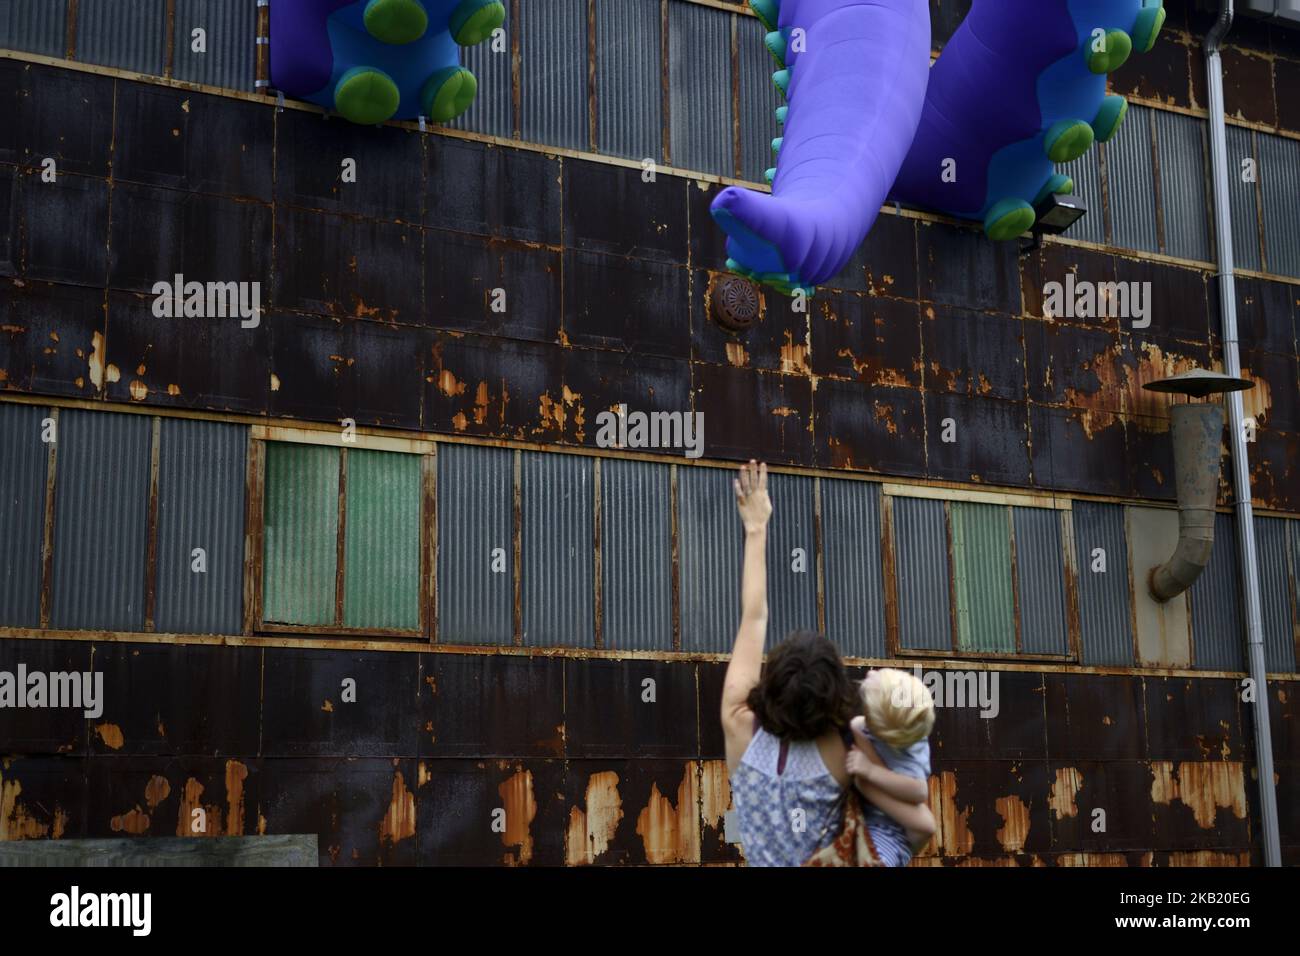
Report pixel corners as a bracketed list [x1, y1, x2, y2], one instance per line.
[852, 777, 936, 848]
[721, 461, 773, 774]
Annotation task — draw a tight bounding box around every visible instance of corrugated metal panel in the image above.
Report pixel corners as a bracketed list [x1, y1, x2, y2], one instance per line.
[1291, 521, 1300, 671]
[1104, 105, 1159, 253]
[1189, 512, 1245, 671]
[521, 451, 594, 646]
[1257, 517, 1296, 673]
[678, 466, 740, 653]
[1259, 132, 1300, 279]
[822, 478, 886, 659]
[74, 0, 167, 75]
[436, 443, 512, 645]
[0, 403, 49, 628]
[448, 14, 513, 137]
[766, 473, 818, 640]
[1057, 148, 1105, 245]
[594, 0, 661, 162]
[1226, 124, 1263, 271]
[1154, 109, 1212, 263]
[737, 10, 780, 183]
[1070, 501, 1135, 666]
[172, 0, 256, 90]
[262, 442, 338, 627]
[155, 418, 245, 635]
[518, 0, 586, 150]
[50, 410, 151, 630]
[0, 0, 68, 57]
[343, 449, 421, 631]
[893, 496, 952, 652]
[1012, 506, 1069, 655]
[951, 501, 1015, 653]
[668, 0, 732, 174]
[600, 458, 672, 650]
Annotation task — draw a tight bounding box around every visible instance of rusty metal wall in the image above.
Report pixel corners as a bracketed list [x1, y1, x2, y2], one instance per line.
[678, 465, 740, 653]
[50, 409, 151, 631]
[1057, 148, 1105, 245]
[667, 0, 732, 173]
[0, 0, 67, 57]
[0, 403, 48, 628]
[521, 450, 594, 647]
[518, 0, 587, 151]
[1226, 125, 1263, 272]
[1190, 512, 1245, 671]
[821, 478, 886, 659]
[594, 0, 662, 162]
[766, 472, 818, 639]
[436, 442, 513, 645]
[154, 417, 245, 635]
[1259, 131, 1300, 279]
[448, 15, 513, 137]
[342, 449, 422, 631]
[1154, 108, 1212, 263]
[599, 458, 673, 651]
[1257, 516, 1296, 673]
[172, 0, 257, 90]
[737, 8, 779, 183]
[74, 0, 167, 74]
[1013, 506, 1069, 656]
[1104, 105, 1160, 254]
[893, 496, 952, 652]
[1071, 501, 1135, 666]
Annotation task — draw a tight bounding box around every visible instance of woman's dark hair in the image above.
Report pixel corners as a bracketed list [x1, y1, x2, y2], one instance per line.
[746, 631, 857, 740]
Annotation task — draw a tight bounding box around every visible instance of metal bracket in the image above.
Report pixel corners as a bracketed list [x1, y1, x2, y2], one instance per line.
[275, 90, 285, 112]
[418, 115, 427, 132]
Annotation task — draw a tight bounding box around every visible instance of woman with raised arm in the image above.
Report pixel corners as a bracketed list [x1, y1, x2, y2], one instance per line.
[721, 460, 936, 866]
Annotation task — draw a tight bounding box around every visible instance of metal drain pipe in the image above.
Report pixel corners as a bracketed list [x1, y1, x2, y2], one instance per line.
[1148, 403, 1222, 601]
[1204, 0, 1281, 867]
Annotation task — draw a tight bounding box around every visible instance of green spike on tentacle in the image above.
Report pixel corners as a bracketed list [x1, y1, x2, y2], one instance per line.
[765, 30, 788, 67]
[764, 167, 776, 184]
[772, 69, 790, 96]
[1044, 118, 1094, 163]
[450, 0, 506, 46]
[363, 0, 429, 45]
[334, 66, 401, 124]
[422, 66, 478, 122]
[1092, 94, 1128, 142]
[775, 105, 787, 125]
[1033, 174, 1074, 207]
[749, 0, 780, 33]
[771, 137, 783, 156]
[1086, 28, 1133, 74]
[984, 198, 1036, 241]
[1132, 0, 1167, 54]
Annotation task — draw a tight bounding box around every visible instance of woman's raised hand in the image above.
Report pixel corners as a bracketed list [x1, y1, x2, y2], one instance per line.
[734, 460, 773, 535]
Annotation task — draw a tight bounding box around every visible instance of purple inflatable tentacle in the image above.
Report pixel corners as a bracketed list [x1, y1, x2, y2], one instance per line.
[270, 0, 357, 97]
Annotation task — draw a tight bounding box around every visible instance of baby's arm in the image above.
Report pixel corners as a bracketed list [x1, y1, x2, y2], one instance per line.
[848, 722, 928, 804]
[853, 776, 936, 846]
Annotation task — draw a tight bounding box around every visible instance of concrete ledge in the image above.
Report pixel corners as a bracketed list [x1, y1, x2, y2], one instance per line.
[0, 836, 317, 867]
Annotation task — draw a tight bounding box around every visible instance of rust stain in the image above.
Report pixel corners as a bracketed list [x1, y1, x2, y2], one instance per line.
[725, 340, 749, 368]
[779, 330, 811, 375]
[699, 760, 730, 833]
[937, 771, 974, 856]
[1056, 852, 1132, 867]
[380, 769, 416, 846]
[872, 400, 899, 436]
[452, 411, 469, 432]
[634, 762, 699, 865]
[166, 384, 181, 396]
[1048, 767, 1082, 818]
[417, 761, 431, 788]
[538, 391, 566, 432]
[176, 777, 219, 838]
[1, 776, 50, 840]
[438, 369, 466, 398]
[497, 768, 537, 866]
[994, 795, 1030, 852]
[270, 373, 281, 392]
[770, 406, 796, 418]
[225, 760, 248, 836]
[1238, 362, 1272, 425]
[1167, 851, 1249, 866]
[566, 770, 622, 866]
[110, 808, 151, 835]
[321, 699, 333, 713]
[95, 723, 125, 750]
[144, 775, 170, 809]
[128, 380, 148, 402]
[88, 331, 106, 389]
[1149, 761, 1247, 828]
[473, 381, 490, 425]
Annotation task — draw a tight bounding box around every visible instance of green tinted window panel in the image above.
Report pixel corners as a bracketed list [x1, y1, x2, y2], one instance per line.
[951, 502, 1015, 653]
[343, 449, 421, 631]
[263, 442, 339, 626]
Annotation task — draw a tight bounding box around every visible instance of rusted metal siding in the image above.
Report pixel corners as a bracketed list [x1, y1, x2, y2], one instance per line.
[74, 0, 168, 74]
[1189, 512, 1245, 672]
[50, 410, 151, 631]
[172, 0, 257, 90]
[1257, 516, 1296, 673]
[599, 458, 672, 651]
[436, 443, 512, 645]
[0, 0, 67, 57]
[1259, 132, 1300, 279]
[518, 0, 586, 151]
[766, 473, 818, 639]
[1013, 506, 1069, 656]
[1071, 501, 1135, 666]
[448, 16, 513, 137]
[262, 442, 339, 627]
[521, 450, 594, 647]
[154, 417, 245, 635]
[1153, 109, 1212, 263]
[1226, 124, 1263, 272]
[951, 501, 1015, 653]
[0, 403, 48, 627]
[1104, 105, 1159, 254]
[821, 478, 886, 659]
[678, 465, 740, 653]
[893, 496, 951, 652]
[1057, 149, 1105, 245]
[737, 9, 779, 183]
[594, 0, 662, 162]
[343, 449, 421, 631]
[668, 0, 732, 174]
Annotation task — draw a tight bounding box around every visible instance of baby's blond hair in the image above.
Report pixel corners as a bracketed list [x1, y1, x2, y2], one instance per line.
[861, 668, 935, 748]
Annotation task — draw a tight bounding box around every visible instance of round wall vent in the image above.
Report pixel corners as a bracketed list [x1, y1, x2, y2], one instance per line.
[710, 274, 761, 332]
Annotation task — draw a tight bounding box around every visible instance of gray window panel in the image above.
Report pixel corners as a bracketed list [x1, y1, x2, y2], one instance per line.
[595, 0, 662, 162]
[1190, 513, 1246, 671]
[0, 402, 49, 627]
[678, 465, 740, 653]
[893, 496, 952, 652]
[1013, 506, 1069, 656]
[822, 478, 886, 659]
[600, 458, 673, 651]
[437, 443, 513, 645]
[521, 450, 594, 646]
[1071, 501, 1135, 666]
[667, 0, 732, 175]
